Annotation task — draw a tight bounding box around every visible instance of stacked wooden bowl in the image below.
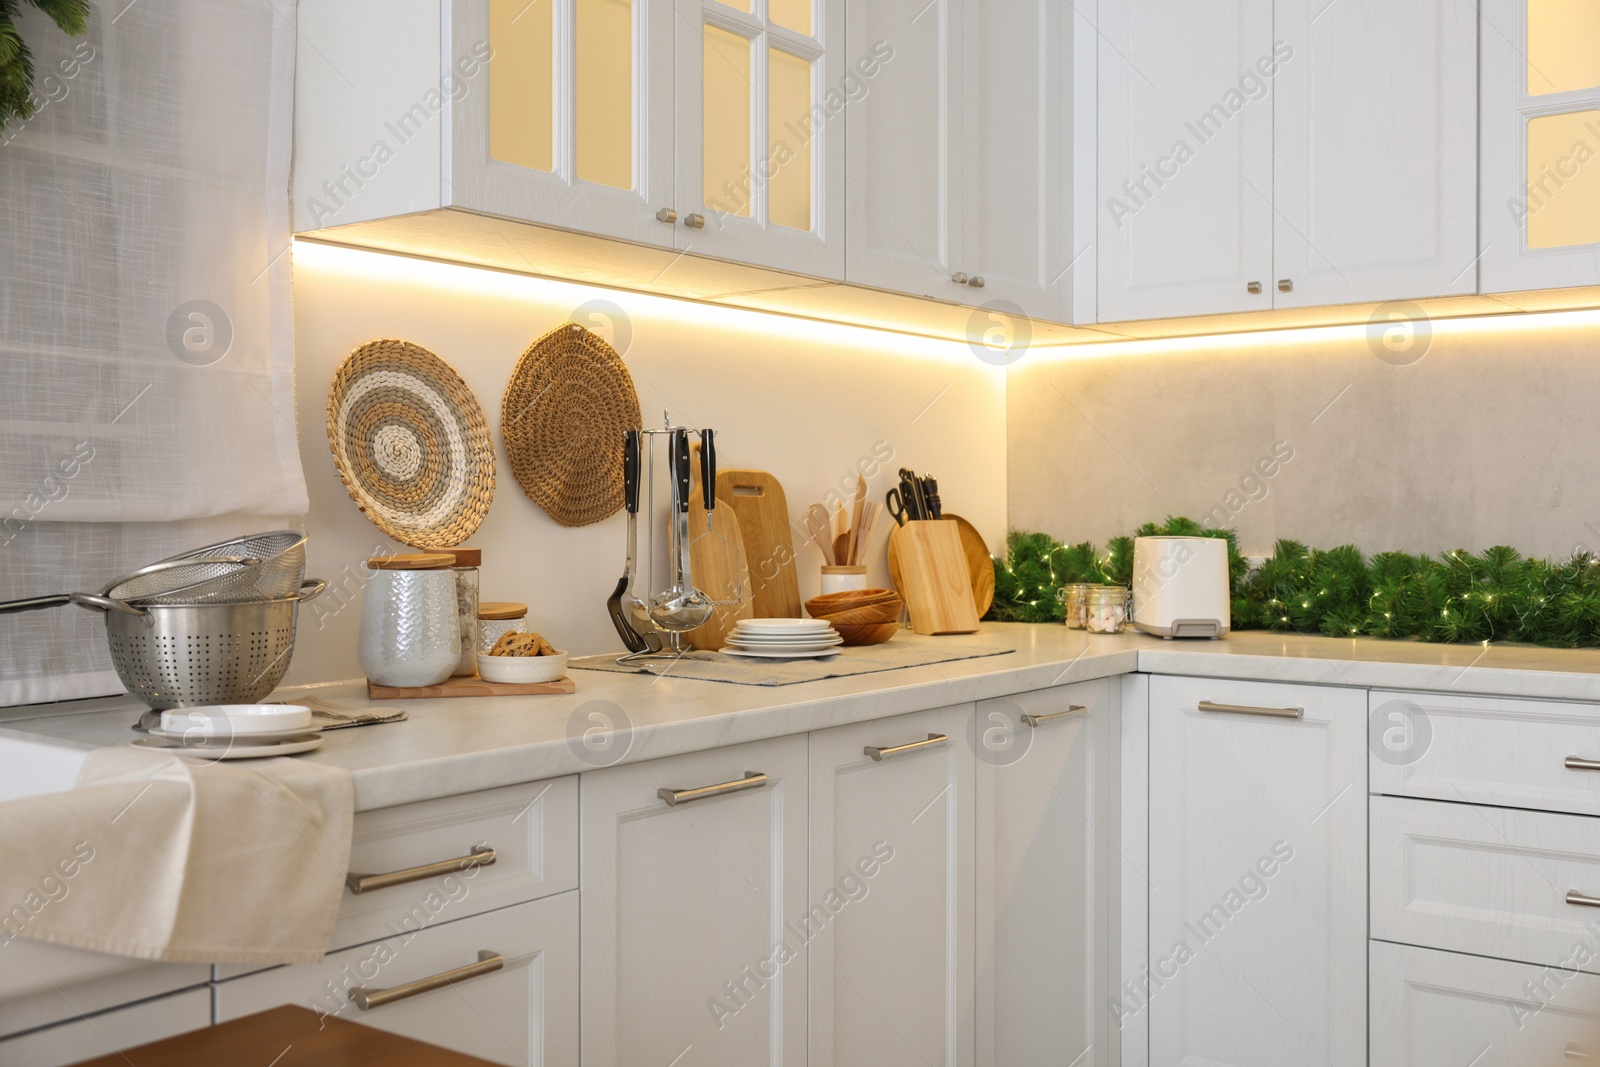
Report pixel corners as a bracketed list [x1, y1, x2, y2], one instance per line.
[803, 588, 903, 646]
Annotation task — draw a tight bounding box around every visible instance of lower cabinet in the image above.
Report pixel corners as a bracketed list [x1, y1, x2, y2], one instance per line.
[579, 734, 810, 1067]
[1371, 940, 1600, 1066]
[1147, 676, 1367, 1066]
[975, 680, 1116, 1067]
[0, 987, 209, 1067]
[808, 703, 976, 1067]
[215, 892, 578, 1066]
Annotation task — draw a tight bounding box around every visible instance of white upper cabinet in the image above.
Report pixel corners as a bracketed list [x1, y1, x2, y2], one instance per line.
[1097, 0, 1276, 321]
[1481, 0, 1600, 293]
[844, 0, 968, 301]
[1272, 0, 1478, 307]
[1098, 0, 1478, 321]
[675, 0, 846, 277]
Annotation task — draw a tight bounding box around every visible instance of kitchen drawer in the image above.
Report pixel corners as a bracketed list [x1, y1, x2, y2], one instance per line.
[1371, 940, 1600, 1066]
[0, 986, 210, 1067]
[1369, 689, 1600, 816]
[1372, 794, 1600, 974]
[219, 775, 577, 979]
[216, 891, 578, 1067]
[0, 941, 208, 1040]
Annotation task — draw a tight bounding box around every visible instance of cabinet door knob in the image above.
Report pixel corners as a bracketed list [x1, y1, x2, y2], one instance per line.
[683, 213, 706, 229]
[1247, 281, 1263, 294]
[655, 208, 677, 224]
[951, 272, 969, 284]
[968, 275, 985, 288]
[1278, 278, 1293, 292]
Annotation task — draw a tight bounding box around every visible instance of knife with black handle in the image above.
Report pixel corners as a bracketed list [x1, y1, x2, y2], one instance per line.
[922, 475, 942, 519]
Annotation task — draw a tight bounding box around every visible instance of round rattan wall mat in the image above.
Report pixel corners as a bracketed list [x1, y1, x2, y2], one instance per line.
[326, 339, 495, 547]
[502, 322, 642, 527]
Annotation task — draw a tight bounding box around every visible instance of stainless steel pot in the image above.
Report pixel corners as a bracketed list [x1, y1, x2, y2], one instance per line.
[103, 580, 325, 709]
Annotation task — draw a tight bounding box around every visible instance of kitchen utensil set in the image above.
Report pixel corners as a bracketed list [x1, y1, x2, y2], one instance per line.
[809, 476, 882, 566]
[886, 468, 942, 525]
[719, 618, 843, 659]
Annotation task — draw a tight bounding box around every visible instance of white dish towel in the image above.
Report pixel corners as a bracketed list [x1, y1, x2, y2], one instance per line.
[0, 746, 353, 964]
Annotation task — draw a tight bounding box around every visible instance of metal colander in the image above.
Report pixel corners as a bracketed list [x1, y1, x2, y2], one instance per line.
[109, 531, 308, 605]
[103, 580, 325, 709]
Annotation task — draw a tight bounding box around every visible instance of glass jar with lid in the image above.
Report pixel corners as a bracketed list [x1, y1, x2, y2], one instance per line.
[1060, 583, 1092, 629]
[424, 547, 481, 675]
[1085, 585, 1132, 634]
[358, 553, 461, 688]
[477, 601, 529, 654]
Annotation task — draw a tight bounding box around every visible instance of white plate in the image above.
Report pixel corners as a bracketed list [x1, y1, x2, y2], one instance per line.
[726, 632, 843, 645]
[131, 734, 324, 760]
[734, 619, 835, 632]
[719, 646, 843, 660]
[160, 704, 313, 736]
[144, 725, 320, 745]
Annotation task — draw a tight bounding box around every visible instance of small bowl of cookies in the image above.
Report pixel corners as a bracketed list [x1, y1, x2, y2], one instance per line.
[478, 631, 568, 683]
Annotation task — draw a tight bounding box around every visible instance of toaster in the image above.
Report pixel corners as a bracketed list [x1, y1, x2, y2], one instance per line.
[1130, 536, 1231, 639]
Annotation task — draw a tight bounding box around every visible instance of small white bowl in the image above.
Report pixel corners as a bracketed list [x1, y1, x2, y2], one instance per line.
[477, 651, 568, 684]
[160, 704, 312, 737]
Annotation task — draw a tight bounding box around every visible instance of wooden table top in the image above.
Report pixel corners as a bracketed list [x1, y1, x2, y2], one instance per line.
[66, 1005, 502, 1066]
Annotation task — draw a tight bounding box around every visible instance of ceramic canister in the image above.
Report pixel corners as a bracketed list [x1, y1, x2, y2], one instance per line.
[358, 553, 461, 688]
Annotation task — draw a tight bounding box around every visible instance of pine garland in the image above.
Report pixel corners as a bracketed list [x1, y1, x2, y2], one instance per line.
[988, 518, 1600, 648]
[1, 0, 88, 123]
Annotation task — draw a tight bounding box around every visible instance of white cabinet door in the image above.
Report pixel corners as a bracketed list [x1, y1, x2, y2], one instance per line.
[1371, 940, 1600, 1067]
[808, 703, 975, 1067]
[0, 987, 209, 1067]
[449, 0, 679, 247]
[1480, 0, 1600, 293]
[675, 0, 846, 278]
[1272, 0, 1478, 307]
[1148, 676, 1367, 1067]
[844, 0, 968, 301]
[1097, 0, 1275, 321]
[975, 681, 1115, 1067]
[216, 893, 579, 1067]
[580, 735, 809, 1067]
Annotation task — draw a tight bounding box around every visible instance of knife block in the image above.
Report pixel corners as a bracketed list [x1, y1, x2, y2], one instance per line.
[890, 520, 980, 635]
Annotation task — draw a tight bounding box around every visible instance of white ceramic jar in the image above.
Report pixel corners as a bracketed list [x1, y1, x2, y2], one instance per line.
[820, 565, 868, 596]
[358, 553, 461, 688]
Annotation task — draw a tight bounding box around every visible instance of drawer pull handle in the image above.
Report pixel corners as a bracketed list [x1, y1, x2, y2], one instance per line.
[346, 845, 496, 895]
[658, 771, 767, 806]
[865, 733, 949, 761]
[1198, 700, 1303, 719]
[1568, 891, 1600, 909]
[1022, 705, 1086, 727]
[1568, 1042, 1591, 1059]
[350, 949, 503, 1010]
[1567, 756, 1600, 771]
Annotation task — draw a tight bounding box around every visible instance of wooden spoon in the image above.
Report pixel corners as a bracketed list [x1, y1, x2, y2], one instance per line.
[847, 474, 867, 565]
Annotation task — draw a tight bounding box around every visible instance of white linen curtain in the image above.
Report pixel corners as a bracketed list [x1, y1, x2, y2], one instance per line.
[0, 1, 307, 705]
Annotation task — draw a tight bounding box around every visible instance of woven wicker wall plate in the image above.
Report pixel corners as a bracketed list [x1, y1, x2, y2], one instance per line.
[326, 339, 495, 548]
[502, 322, 642, 527]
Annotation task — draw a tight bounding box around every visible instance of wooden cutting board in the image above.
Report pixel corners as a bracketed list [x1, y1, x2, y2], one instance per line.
[887, 513, 995, 617]
[686, 448, 755, 650]
[366, 676, 576, 699]
[715, 468, 802, 618]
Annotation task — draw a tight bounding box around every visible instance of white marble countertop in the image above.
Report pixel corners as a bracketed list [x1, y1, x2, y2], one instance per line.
[10, 624, 1600, 810]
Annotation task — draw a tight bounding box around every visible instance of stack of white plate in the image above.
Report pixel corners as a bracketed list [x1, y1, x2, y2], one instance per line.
[132, 704, 324, 759]
[720, 618, 843, 660]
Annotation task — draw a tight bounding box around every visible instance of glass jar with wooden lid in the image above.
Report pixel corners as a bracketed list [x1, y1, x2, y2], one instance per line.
[477, 601, 529, 655]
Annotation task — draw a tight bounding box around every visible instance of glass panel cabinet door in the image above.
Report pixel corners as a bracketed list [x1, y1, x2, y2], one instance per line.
[1481, 0, 1600, 292]
[674, 0, 845, 280]
[450, 0, 677, 247]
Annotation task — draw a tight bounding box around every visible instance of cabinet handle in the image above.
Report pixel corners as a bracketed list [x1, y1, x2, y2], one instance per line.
[655, 207, 677, 224]
[1022, 705, 1086, 727]
[864, 733, 949, 761]
[1567, 1042, 1592, 1059]
[1278, 278, 1293, 292]
[350, 950, 503, 1010]
[345, 845, 496, 895]
[1247, 281, 1263, 294]
[1567, 756, 1600, 771]
[683, 213, 706, 229]
[1197, 700, 1303, 719]
[951, 272, 969, 284]
[968, 275, 986, 288]
[1567, 890, 1600, 908]
[658, 771, 766, 806]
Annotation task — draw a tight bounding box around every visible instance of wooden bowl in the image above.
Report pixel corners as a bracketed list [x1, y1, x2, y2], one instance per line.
[831, 621, 899, 646]
[811, 601, 902, 625]
[805, 588, 899, 616]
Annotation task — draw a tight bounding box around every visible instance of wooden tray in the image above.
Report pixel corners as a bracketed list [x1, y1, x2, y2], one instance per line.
[367, 676, 576, 699]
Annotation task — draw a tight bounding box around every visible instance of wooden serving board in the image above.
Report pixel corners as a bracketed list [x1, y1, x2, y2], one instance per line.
[687, 444, 755, 650]
[887, 512, 995, 616]
[366, 676, 576, 699]
[716, 468, 802, 618]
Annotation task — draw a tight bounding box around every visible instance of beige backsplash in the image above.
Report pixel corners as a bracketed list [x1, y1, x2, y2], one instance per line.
[285, 242, 1007, 685]
[1008, 310, 1600, 563]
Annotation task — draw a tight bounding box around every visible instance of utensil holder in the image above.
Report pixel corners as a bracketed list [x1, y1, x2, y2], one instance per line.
[889, 521, 980, 635]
